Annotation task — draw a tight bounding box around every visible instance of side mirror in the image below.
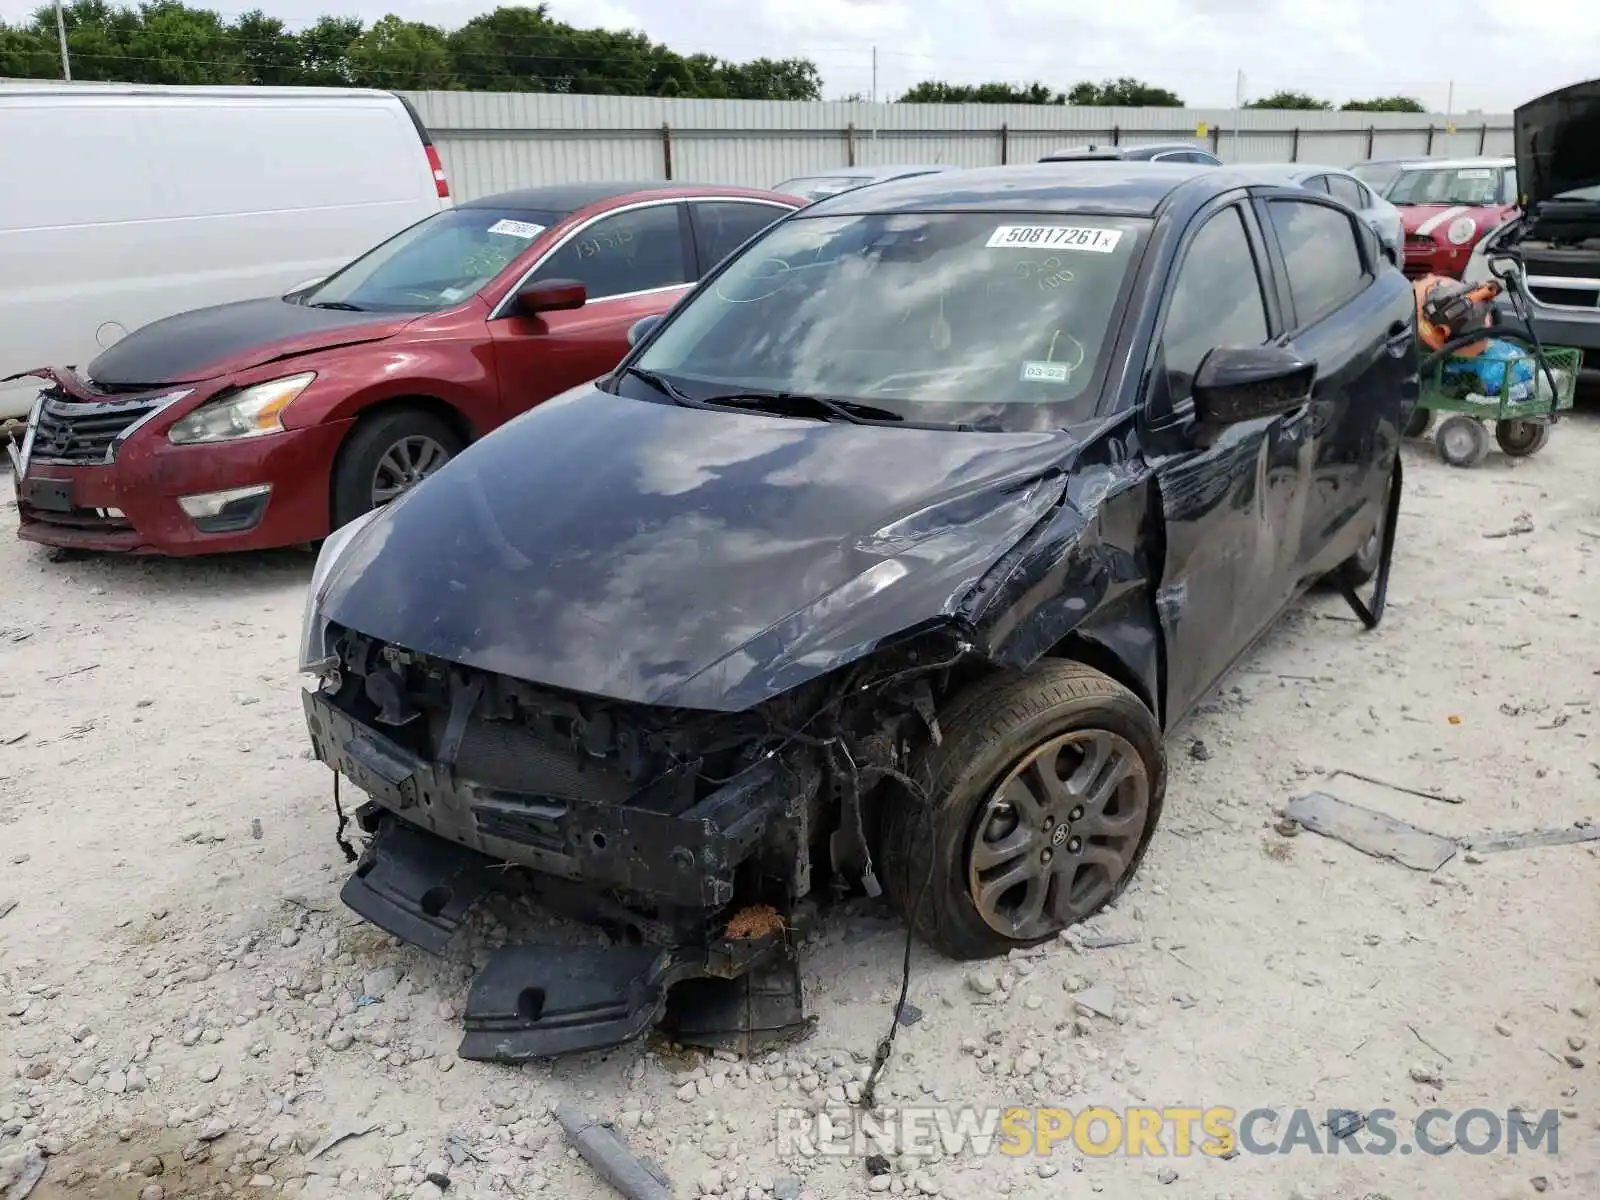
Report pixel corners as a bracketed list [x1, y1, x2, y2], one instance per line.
[1192, 346, 1316, 427]
[516, 278, 587, 315]
[286, 276, 326, 296]
[627, 314, 664, 347]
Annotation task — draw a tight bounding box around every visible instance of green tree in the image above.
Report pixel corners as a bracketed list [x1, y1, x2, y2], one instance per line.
[0, 0, 828, 98]
[1245, 90, 1331, 110]
[349, 15, 454, 90]
[1341, 95, 1426, 113]
[1067, 77, 1183, 107]
[898, 80, 1064, 104]
[294, 14, 360, 86]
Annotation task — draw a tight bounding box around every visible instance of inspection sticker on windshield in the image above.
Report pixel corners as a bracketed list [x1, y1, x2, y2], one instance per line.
[487, 219, 545, 239]
[1020, 360, 1072, 384]
[987, 225, 1123, 253]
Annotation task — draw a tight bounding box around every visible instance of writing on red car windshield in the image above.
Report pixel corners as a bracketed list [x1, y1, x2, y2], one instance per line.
[1387, 167, 1509, 209]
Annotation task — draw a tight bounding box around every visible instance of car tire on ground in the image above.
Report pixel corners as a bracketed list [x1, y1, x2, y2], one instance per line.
[1331, 463, 1397, 590]
[877, 660, 1166, 961]
[1404, 406, 1433, 439]
[1436, 414, 1490, 468]
[331, 407, 465, 530]
[1494, 419, 1550, 457]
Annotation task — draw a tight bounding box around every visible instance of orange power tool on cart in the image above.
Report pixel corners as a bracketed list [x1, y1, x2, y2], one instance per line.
[1412, 274, 1503, 357]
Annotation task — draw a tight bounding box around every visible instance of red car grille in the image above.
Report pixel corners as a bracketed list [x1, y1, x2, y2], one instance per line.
[28, 389, 164, 464]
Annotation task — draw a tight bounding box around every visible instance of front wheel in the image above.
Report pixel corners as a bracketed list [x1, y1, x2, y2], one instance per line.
[1436, 414, 1490, 468]
[877, 661, 1166, 960]
[1495, 419, 1550, 457]
[331, 407, 465, 530]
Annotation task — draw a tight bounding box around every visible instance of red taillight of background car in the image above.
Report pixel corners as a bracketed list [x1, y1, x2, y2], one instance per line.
[426, 145, 450, 199]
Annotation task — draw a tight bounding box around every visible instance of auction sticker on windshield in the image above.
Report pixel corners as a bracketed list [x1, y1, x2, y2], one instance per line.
[987, 225, 1123, 253]
[487, 219, 546, 239]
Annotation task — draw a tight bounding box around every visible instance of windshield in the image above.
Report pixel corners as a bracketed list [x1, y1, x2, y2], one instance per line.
[631, 210, 1148, 431]
[305, 206, 564, 312]
[1553, 184, 1600, 202]
[1350, 162, 1403, 189]
[1386, 166, 1507, 207]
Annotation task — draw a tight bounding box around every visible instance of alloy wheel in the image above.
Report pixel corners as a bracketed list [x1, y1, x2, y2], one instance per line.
[966, 728, 1150, 940]
[371, 435, 451, 507]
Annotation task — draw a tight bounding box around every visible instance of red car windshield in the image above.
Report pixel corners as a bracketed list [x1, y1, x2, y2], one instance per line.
[1387, 166, 1511, 208]
[305, 207, 565, 313]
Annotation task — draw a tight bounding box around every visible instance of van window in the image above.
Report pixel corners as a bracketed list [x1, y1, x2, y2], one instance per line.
[1163, 206, 1270, 401]
[156, 101, 423, 217]
[1266, 199, 1367, 329]
[0, 104, 166, 229]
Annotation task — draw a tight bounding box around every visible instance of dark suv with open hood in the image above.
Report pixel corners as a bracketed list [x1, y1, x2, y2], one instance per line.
[298, 162, 1415, 1061]
[1464, 79, 1600, 371]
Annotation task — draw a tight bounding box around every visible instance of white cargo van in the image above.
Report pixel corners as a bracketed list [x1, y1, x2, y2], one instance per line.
[0, 83, 452, 419]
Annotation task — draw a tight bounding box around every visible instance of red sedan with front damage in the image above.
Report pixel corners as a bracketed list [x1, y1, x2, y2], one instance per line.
[1388, 156, 1520, 279]
[7, 182, 799, 555]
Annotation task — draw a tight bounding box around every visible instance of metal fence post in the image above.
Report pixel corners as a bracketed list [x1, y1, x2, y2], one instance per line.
[1290, 127, 1300, 162]
[847, 123, 857, 167]
[1111, 125, 1120, 146]
[1425, 124, 1435, 154]
[1366, 125, 1376, 158]
[660, 123, 673, 180]
[1478, 122, 1488, 154]
[1000, 123, 1008, 166]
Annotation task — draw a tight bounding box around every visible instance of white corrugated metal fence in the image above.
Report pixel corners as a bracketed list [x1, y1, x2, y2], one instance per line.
[399, 92, 1514, 202]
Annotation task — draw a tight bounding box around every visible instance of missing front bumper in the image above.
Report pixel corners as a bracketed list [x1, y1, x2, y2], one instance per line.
[304, 687, 815, 1058]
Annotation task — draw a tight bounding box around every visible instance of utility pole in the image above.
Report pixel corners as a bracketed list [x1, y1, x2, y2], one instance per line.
[1232, 70, 1244, 163]
[54, 0, 72, 81]
[870, 45, 878, 159]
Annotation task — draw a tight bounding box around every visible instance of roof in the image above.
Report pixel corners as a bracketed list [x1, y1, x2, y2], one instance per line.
[782, 165, 954, 181]
[1396, 156, 1515, 170]
[0, 81, 396, 101]
[460, 182, 790, 214]
[800, 162, 1232, 217]
[1041, 142, 1205, 160]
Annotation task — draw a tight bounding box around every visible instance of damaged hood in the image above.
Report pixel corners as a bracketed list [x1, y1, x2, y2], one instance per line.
[318, 386, 1076, 711]
[1516, 79, 1600, 210]
[86, 297, 417, 388]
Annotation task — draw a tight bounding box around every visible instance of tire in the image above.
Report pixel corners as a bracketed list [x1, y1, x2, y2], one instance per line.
[1332, 463, 1396, 589]
[1404, 406, 1433, 439]
[877, 660, 1166, 961]
[331, 407, 465, 530]
[1436, 415, 1490, 468]
[1495, 419, 1549, 457]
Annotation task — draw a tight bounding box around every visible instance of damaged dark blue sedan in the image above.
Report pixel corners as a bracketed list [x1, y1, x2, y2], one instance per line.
[298, 163, 1418, 1061]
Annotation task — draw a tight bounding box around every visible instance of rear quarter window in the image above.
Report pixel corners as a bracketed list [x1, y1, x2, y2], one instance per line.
[1265, 199, 1368, 330]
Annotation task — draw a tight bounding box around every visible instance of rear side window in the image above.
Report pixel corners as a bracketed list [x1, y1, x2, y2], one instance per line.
[531, 204, 691, 301]
[1325, 175, 1367, 209]
[1301, 175, 1331, 194]
[692, 202, 787, 272]
[1265, 199, 1367, 330]
[1162, 206, 1270, 398]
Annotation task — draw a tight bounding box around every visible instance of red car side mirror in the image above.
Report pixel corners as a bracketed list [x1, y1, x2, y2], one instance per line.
[516, 278, 587, 315]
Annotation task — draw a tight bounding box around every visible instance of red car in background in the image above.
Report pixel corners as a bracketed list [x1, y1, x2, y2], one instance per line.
[1388, 156, 1520, 279]
[8, 182, 800, 555]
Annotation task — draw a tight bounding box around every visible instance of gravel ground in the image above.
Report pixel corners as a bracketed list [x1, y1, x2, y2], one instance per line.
[2, 414, 1599, 1200]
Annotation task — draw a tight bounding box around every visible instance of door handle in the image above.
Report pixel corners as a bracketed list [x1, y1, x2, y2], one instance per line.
[1386, 320, 1412, 346]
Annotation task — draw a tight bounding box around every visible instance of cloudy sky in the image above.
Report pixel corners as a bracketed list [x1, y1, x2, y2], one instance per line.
[5, 0, 1594, 112]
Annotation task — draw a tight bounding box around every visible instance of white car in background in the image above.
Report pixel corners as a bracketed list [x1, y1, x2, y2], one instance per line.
[0, 83, 453, 423]
[1258, 164, 1405, 267]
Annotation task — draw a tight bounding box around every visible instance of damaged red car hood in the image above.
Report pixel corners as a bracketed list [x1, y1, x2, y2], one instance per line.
[82, 296, 418, 388]
[317, 385, 1076, 712]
